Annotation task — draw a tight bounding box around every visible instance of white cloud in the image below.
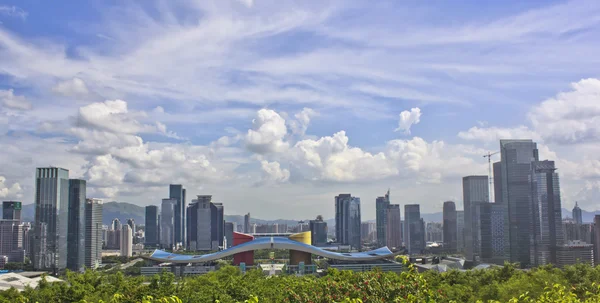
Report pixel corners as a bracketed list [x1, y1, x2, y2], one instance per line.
[0, 176, 22, 199]
[238, 0, 254, 8]
[259, 160, 290, 185]
[0, 6, 27, 19]
[395, 108, 421, 134]
[288, 107, 317, 136]
[0, 89, 32, 110]
[52, 78, 90, 97]
[457, 125, 541, 143]
[245, 109, 289, 154]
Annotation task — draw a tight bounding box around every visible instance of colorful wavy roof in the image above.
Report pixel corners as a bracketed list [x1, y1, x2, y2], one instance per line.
[148, 236, 401, 263]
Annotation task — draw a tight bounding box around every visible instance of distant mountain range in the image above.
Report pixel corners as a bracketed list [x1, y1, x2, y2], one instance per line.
[15, 202, 600, 226]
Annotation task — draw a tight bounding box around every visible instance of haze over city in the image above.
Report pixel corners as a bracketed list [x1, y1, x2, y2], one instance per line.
[1, 0, 600, 220]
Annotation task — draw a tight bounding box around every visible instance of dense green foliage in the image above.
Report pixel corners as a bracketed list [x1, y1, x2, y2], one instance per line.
[2, 257, 600, 302]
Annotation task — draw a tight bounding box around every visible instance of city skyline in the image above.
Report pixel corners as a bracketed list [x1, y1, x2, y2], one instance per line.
[1, 1, 600, 220]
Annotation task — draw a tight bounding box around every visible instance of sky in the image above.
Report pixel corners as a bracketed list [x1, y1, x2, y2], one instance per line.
[1, 0, 600, 220]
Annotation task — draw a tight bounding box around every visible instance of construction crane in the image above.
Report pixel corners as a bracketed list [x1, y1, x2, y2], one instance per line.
[483, 151, 499, 202]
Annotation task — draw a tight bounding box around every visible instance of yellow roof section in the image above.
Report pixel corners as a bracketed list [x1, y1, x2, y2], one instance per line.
[288, 231, 311, 245]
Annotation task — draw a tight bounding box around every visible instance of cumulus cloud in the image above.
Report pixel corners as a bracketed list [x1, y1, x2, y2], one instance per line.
[0, 89, 32, 110]
[258, 160, 290, 185]
[52, 77, 90, 97]
[289, 108, 317, 136]
[0, 176, 22, 199]
[457, 125, 541, 143]
[395, 108, 421, 134]
[245, 109, 289, 153]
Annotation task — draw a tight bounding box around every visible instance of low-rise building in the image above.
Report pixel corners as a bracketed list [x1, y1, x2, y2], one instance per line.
[556, 240, 594, 267]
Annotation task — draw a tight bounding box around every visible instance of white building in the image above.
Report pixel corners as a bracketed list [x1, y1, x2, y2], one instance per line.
[120, 225, 133, 257]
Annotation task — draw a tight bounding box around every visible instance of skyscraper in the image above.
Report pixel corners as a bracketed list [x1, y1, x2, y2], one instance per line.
[335, 194, 361, 250]
[386, 204, 402, 249]
[361, 222, 376, 242]
[169, 185, 186, 246]
[500, 139, 539, 267]
[462, 175, 489, 261]
[573, 202, 583, 225]
[493, 162, 503, 203]
[67, 179, 86, 272]
[473, 202, 509, 265]
[0, 219, 25, 263]
[310, 215, 328, 246]
[530, 161, 564, 266]
[244, 213, 251, 234]
[145, 206, 159, 247]
[224, 222, 234, 249]
[126, 219, 135, 234]
[375, 190, 390, 247]
[211, 202, 224, 249]
[112, 218, 121, 231]
[2, 201, 22, 221]
[189, 195, 212, 251]
[120, 225, 133, 257]
[457, 211, 465, 253]
[442, 201, 457, 253]
[404, 204, 424, 255]
[32, 167, 69, 272]
[594, 215, 600, 264]
[85, 198, 103, 269]
[160, 198, 176, 248]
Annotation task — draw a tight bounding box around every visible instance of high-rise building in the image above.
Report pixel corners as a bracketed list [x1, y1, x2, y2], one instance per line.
[386, 205, 402, 249]
[189, 195, 212, 251]
[594, 215, 600, 265]
[32, 167, 69, 272]
[126, 219, 136, 234]
[0, 219, 25, 263]
[530, 161, 564, 266]
[145, 206, 159, 247]
[500, 139, 539, 267]
[244, 213, 251, 234]
[462, 175, 489, 261]
[160, 198, 176, 248]
[120, 225, 133, 257]
[375, 190, 390, 247]
[426, 222, 443, 243]
[443, 201, 457, 253]
[169, 185, 186, 246]
[404, 204, 424, 255]
[85, 198, 103, 269]
[112, 218, 121, 231]
[361, 222, 376, 243]
[67, 179, 86, 272]
[573, 202, 583, 225]
[557, 240, 594, 268]
[457, 211, 465, 253]
[335, 194, 361, 250]
[224, 222, 234, 249]
[564, 221, 593, 244]
[473, 202, 509, 265]
[2, 201, 22, 221]
[211, 202, 224, 249]
[310, 215, 328, 246]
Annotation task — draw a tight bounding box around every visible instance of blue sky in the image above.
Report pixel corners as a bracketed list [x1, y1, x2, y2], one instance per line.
[1, 0, 600, 219]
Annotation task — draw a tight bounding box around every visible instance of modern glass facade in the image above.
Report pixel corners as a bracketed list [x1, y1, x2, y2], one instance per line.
[2, 201, 22, 221]
[144, 206, 159, 247]
[211, 202, 224, 248]
[573, 202, 583, 225]
[335, 194, 361, 250]
[67, 179, 86, 272]
[442, 201, 457, 253]
[160, 198, 176, 248]
[169, 185, 186, 246]
[224, 222, 234, 249]
[500, 139, 538, 267]
[385, 204, 402, 249]
[404, 204, 424, 255]
[309, 217, 327, 246]
[85, 198, 103, 269]
[32, 167, 69, 272]
[462, 175, 489, 261]
[375, 190, 390, 247]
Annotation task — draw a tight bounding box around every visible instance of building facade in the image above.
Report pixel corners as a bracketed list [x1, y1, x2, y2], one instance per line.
[126, 219, 135, 234]
[309, 216, 328, 246]
[375, 190, 390, 247]
[85, 198, 103, 269]
[405, 204, 424, 255]
[244, 213, 251, 234]
[211, 202, 224, 249]
[120, 225, 133, 257]
[386, 205, 402, 249]
[335, 194, 361, 250]
[594, 215, 600, 264]
[573, 202, 583, 225]
[0, 220, 24, 263]
[462, 175, 489, 261]
[188, 196, 212, 251]
[500, 139, 539, 267]
[32, 167, 70, 272]
[493, 161, 503, 203]
[442, 201, 457, 253]
[144, 206, 159, 247]
[160, 198, 176, 248]
[556, 241, 594, 268]
[2, 201, 22, 221]
[169, 185, 186, 247]
[224, 222, 234, 249]
[67, 179, 86, 272]
[457, 211, 465, 253]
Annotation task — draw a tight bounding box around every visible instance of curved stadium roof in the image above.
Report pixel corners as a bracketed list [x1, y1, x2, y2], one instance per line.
[148, 236, 401, 263]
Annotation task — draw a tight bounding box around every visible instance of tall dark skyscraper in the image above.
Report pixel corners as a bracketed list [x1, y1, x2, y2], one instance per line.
[335, 194, 361, 250]
[85, 198, 103, 269]
[493, 161, 503, 203]
[67, 179, 86, 272]
[500, 139, 539, 267]
[404, 204, 424, 255]
[442, 201, 457, 253]
[375, 190, 390, 247]
[169, 184, 186, 246]
[530, 160, 564, 266]
[187, 195, 212, 251]
[224, 222, 234, 249]
[244, 213, 251, 234]
[145, 206, 159, 247]
[472, 202, 509, 265]
[309, 215, 328, 246]
[126, 218, 136, 234]
[573, 202, 583, 225]
[385, 204, 402, 249]
[2, 201, 22, 221]
[32, 167, 69, 272]
[594, 215, 600, 264]
[211, 202, 224, 248]
[462, 175, 489, 261]
[160, 198, 176, 248]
